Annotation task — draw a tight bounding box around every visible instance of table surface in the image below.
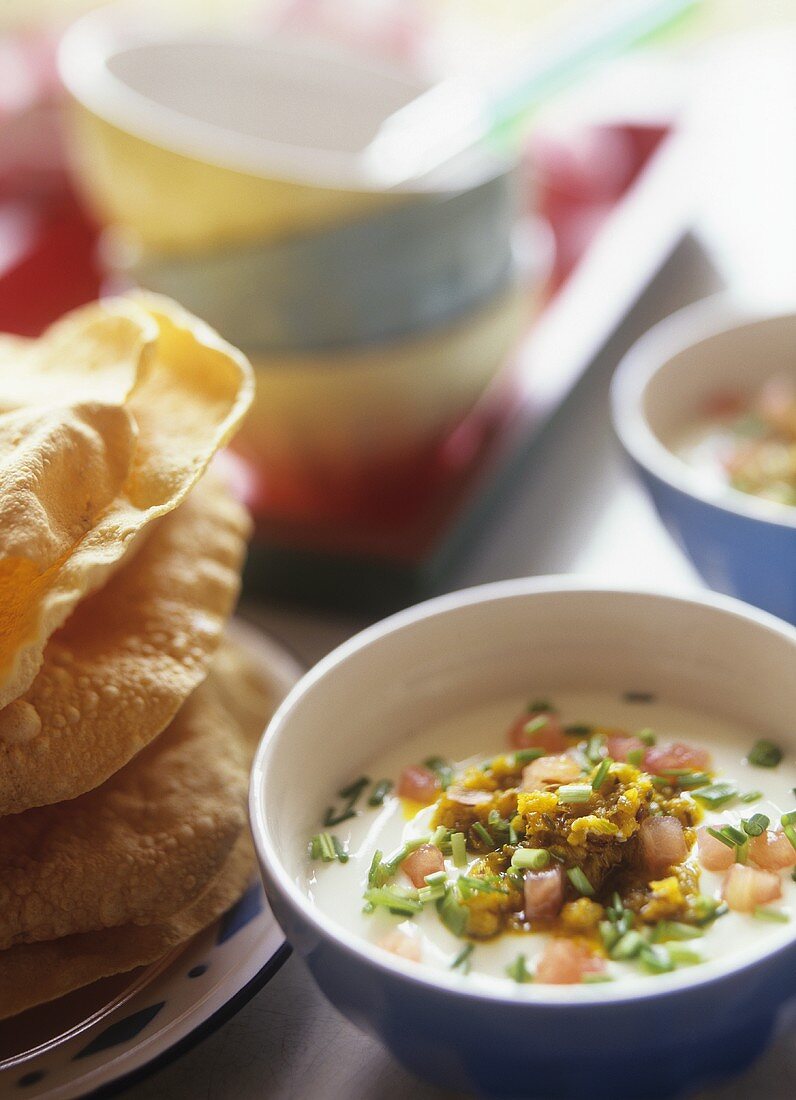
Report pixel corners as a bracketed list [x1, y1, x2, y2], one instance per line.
[124, 236, 796, 1100]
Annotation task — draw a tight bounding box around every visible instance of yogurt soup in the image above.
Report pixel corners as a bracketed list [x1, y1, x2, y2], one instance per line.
[305, 691, 796, 988]
[678, 376, 796, 506]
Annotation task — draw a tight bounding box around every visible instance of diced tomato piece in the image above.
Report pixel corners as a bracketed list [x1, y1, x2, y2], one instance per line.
[535, 939, 606, 985]
[522, 753, 582, 790]
[702, 390, 747, 420]
[643, 741, 712, 776]
[401, 843, 445, 888]
[722, 864, 782, 912]
[639, 815, 688, 876]
[524, 865, 565, 921]
[758, 376, 796, 436]
[397, 765, 439, 804]
[605, 733, 646, 762]
[749, 829, 796, 872]
[378, 928, 421, 962]
[508, 709, 567, 753]
[697, 826, 735, 872]
[445, 786, 493, 806]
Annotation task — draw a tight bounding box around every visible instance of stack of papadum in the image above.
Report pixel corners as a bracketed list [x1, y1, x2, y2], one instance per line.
[0, 294, 275, 1019]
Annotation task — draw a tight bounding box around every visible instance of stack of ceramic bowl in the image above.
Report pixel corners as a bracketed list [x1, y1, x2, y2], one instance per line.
[59, 9, 529, 523]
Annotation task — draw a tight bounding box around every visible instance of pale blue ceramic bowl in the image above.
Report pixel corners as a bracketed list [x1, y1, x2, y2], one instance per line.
[250, 578, 796, 1099]
[611, 296, 796, 623]
[126, 168, 519, 352]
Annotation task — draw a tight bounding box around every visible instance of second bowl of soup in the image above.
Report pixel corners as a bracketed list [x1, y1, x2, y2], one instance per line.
[612, 297, 796, 622]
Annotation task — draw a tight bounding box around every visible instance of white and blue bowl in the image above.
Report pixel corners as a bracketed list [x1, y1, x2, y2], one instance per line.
[250, 578, 796, 1099]
[612, 296, 796, 623]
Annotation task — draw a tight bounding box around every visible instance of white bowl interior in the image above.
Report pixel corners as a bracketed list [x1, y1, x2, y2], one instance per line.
[260, 585, 796, 884]
[641, 313, 796, 450]
[106, 40, 421, 157]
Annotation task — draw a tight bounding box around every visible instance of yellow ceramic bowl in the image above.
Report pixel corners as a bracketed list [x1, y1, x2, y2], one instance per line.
[233, 283, 527, 518]
[58, 9, 430, 253]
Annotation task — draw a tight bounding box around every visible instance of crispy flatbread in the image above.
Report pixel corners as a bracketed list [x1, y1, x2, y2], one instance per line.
[0, 833, 256, 1020]
[0, 633, 278, 1020]
[0, 642, 268, 949]
[0, 473, 251, 814]
[0, 295, 253, 709]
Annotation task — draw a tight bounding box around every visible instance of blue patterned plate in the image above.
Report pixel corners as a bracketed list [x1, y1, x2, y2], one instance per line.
[0, 620, 302, 1099]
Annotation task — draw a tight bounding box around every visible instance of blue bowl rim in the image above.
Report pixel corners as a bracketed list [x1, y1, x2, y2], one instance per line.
[610, 293, 796, 532]
[249, 575, 796, 1009]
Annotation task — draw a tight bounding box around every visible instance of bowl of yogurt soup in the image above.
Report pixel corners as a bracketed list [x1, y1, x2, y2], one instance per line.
[612, 297, 796, 622]
[250, 578, 796, 1099]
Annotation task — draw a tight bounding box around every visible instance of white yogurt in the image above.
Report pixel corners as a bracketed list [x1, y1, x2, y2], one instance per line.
[305, 691, 796, 990]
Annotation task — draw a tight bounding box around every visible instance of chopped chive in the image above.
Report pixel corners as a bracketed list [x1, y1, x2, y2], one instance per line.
[692, 781, 739, 809]
[309, 832, 338, 862]
[363, 885, 422, 915]
[558, 783, 592, 804]
[419, 882, 447, 903]
[419, 872, 448, 902]
[323, 806, 357, 827]
[742, 813, 770, 837]
[752, 906, 790, 923]
[450, 831, 467, 868]
[437, 887, 468, 936]
[339, 775, 370, 800]
[506, 954, 533, 983]
[780, 811, 796, 852]
[722, 825, 749, 848]
[611, 930, 645, 959]
[706, 826, 735, 849]
[739, 790, 763, 803]
[383, 836, 430, 875]
[671, 771, 712, 790]
[451, 943, 474, 973]
[508, 822, 518, 845]
[585, 733, 606, 764]
[640, 945, 675, 974]
[599, 920, 621, 951]
[692, 896, 728, 925]
[567, 867, 595, 896]
[513, 748, 546, 766]
[565, 724, 593, 737]
[667, 945, 703, 966]
[431, 824, 450, 849]
[487, 810, 512, 839]
[511, 848, 550, 870]
[368, 849, 387, 887]
[472, 822, 494, 848]
[651, 921, 704, 943]
[523, 715, 549, 737]
[591, 758, 612, 790]
[626, 748, 644, 767]
[746, 740, 783, 768]
[638, 728, 656, 746]
[424, 756, 454, 790]
[528, 699, 553, 713]
[332, 836, 349, 863]
[368, 778, 393, 806]
[459, 875, 505, 896]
